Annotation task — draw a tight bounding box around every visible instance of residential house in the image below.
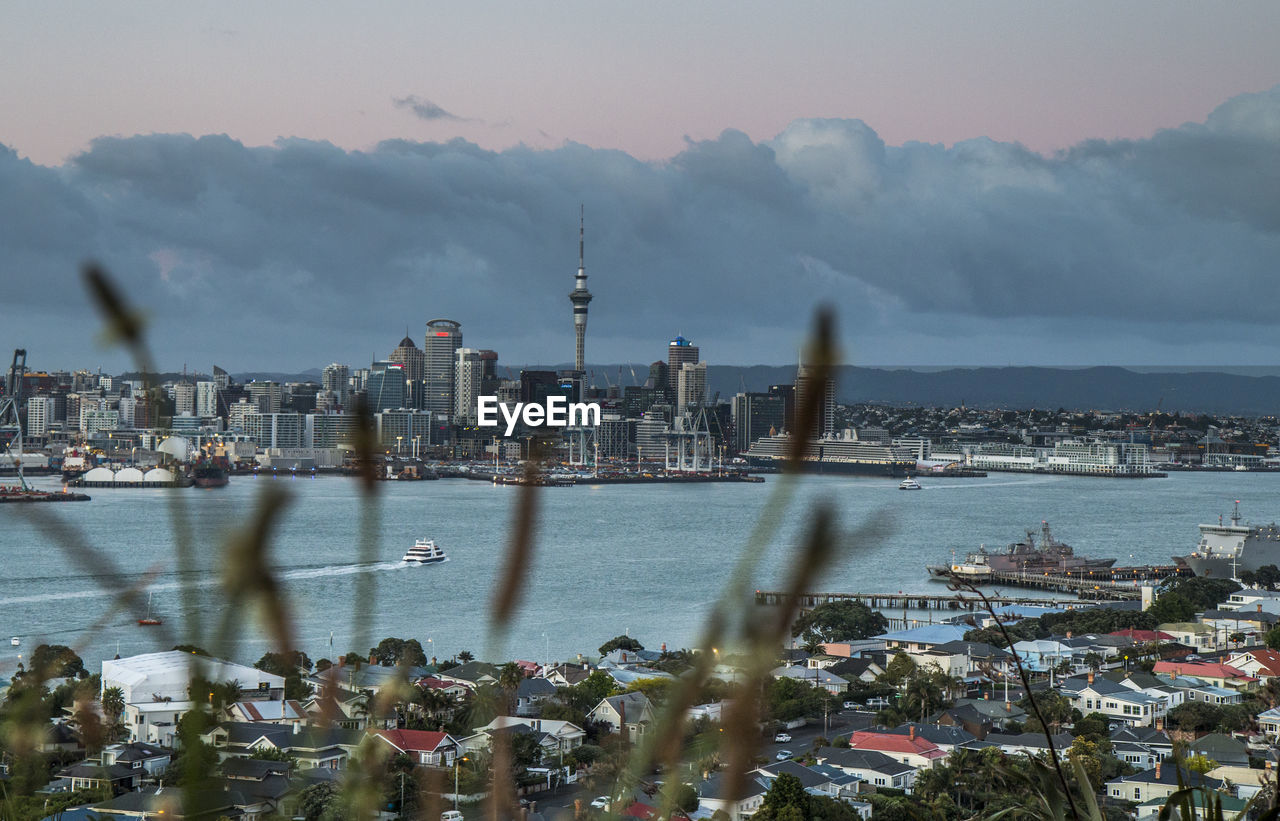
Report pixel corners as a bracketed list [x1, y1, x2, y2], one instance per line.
[123, 699, 194, 746]
[754, 760, 859, 801]
[204, 721, 362, 769]
[1152, 661, 1257, 691]
[303, 686, 371, 730]
[369, 729, 461, 767]
[818, 640, 887, 658]
[462, 716, 585, 757]
[1106, 763, 1225, 804]
[90, 786, 252, 820]
[1189, 733, 1250, 768]
[57, 742, 170, 794]
[983, 731, 1075, 757]
[1200, 608, 1277, 645]
[906, 641, 1012, 681]
[226, 699, 307, 727]
[816, 747, 918, 793]
[1064, 675, 1167, 727]
[845, 729, 946, 769]
[874, 625, 970, 653]
[1223, 649, 1280, 682]
[222, 758, 292, 815]
[434, 661, 501, 688]
[697, 770, 767, 821]
[941, 698, 1026, 732]
[1256, 706, 1280, 739]
[770, 665, 849, 695]
[588, 693, 656, 740]
[1157, 623, 1218, 652]
[1010, 639, 1075, 673]
[825, 657, 884, 684]
[544, 663, 594, 687]
[1109, 727, 1173, 770]
[884, 723, 977, 754]
[516, 678, 558, 717]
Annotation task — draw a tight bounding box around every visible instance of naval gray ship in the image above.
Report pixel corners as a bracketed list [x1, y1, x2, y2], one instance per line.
[1174, 502, 1280, 578]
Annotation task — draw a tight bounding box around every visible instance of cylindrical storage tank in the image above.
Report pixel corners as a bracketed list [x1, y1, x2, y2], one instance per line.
[82, 467, 115, 483]
[143, 468, 175, 484]
[113, 467, 145, 484]
[157, 437, 190, 462]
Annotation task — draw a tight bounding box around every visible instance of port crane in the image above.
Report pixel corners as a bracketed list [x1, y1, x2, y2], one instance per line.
[1, 349, 30, 490]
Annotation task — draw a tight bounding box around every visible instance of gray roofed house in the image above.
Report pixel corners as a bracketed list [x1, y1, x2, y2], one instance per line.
[588, 692, 656, 739]
[984, 731, 1075, 756]
[434, 660, 501, 687]
[885, 723, 977, 751]
[754, 760, 831, 791]
[1190, 733, 1250, 768]
[205, 721, 363, 769]
[697, 770, 768, 819]
[515, 677, 558, 716]
[815, 747, 917, 793]
[90, 785, 248, 819]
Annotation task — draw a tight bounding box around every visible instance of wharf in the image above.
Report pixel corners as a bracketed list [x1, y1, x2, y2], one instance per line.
[477, 472, 765, 486]
[754, 590, 1091, 612]
[0, 488, 91, 502]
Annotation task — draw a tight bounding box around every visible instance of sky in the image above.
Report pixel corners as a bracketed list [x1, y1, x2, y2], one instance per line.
[2, 1, 1280, 372]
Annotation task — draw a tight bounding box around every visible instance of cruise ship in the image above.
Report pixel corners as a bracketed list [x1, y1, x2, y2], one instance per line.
[1175, 502, 1280, 578]
[744, 432, 916, 476]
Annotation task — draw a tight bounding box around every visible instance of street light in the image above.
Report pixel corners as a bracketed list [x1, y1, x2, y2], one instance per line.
[454, 755, 470, 809]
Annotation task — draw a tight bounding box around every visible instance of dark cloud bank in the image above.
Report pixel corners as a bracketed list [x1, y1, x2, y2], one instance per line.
[2, 86, 1279, 372]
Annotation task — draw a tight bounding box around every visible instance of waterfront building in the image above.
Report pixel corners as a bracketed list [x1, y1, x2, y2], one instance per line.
[81, 406, 119, 437]
[666, 337, 699, 395]
[228, 399, 255, 432]
[635, 413, 670, 459]
[569, 209, 593, 373]
[454, 348, 483, 424]
[389, 336, 426, 409]
[365, 360, 407, 412]
[795, 363, 836, 439]
[732, 392, 786, 454]
[244, 412, 304, 449]
[597, 415, 634, 459]
[375, 409, 434, 452]
[322, 363, 350, 409]
[424, 319, 462, 421]
[306, 412, 359, 449]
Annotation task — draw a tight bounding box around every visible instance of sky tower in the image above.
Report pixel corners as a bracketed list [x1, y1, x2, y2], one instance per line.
[569, 206, 593, 373]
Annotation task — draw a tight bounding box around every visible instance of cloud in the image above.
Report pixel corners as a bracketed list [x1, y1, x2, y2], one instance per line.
[3, 85, 1280, 371]
[392, 95, 469, 123]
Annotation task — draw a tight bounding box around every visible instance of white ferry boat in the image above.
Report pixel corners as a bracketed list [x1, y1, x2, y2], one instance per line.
[899, 477, 922, 490]
[402, 538, 448, 564]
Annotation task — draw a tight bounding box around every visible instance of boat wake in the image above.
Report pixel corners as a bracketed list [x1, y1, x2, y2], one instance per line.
[0, 560, 413, 606]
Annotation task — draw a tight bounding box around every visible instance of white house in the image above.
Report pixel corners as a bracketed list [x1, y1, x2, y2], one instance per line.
[103, 651, 284, 706]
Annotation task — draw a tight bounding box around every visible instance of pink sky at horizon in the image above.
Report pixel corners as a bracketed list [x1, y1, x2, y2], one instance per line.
[3, 1, 1279, 167]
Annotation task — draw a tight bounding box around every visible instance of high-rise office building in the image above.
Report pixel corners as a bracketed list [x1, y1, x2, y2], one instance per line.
[389, 336, 426, 409]
[247, 381, 283, 414]
[454, 348, 483, 424]
[25, 396, 54, 437]
[676, 362, 707, 410]
[365, 361, 407, 412]
[195, 382, 217, 417]
[424, 319, 462, 420]
[568, 208, 593, 373]
[666, 336, 699, 395]
[322, 363, 350, 409]
[173, 383, 195, 417]
[732, 392, 786, 453]
[794, 364, 836, 439]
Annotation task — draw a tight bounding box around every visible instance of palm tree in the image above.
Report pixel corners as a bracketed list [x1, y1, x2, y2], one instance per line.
[101, 686, 125, 737]
[498, 662, 524, 714]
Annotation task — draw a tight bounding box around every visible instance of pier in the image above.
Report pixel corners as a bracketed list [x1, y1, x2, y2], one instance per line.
[754, 590, 1094, 611]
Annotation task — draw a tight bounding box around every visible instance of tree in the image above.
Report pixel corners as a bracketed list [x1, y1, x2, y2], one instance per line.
[1160, 577, 1241, 611]
[297, 782, 339, 821]
[255, 650, 313, 676]
[1147, 591, 1196, 625]
[100, 686, 125, 726]
[1169, 701, 1221, 733]
[457, 650, 475, 663]
[879, 653, 916, 688]
[1072, 712, 1110, 743]
[672, 783, 699, 813]
[755, 772, 809, 821]
[598, 635, 644, 656]
[249, 747, 294, 764]
[1186, 753, 1218, 774]
[1265, 624, 1280, 651]
[28, 644, 86, 679]
[369, 637, 428, 667]
[790, 600, 888, 645]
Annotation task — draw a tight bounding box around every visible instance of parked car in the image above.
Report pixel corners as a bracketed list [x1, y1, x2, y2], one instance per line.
[842, 701, 859, 710]
[442, 812, 464, 821]
[590, 797, 611, 810]
[775, 750, 792, 761]
[774, 732, 792, 743]
[866, 697, 889, 709]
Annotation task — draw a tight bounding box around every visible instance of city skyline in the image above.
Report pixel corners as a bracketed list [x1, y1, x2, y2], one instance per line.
[4, 5, 1280, 372]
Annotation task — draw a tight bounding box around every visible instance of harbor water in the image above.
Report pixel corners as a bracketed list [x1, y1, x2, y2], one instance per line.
[1, 470, 1276, 673]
